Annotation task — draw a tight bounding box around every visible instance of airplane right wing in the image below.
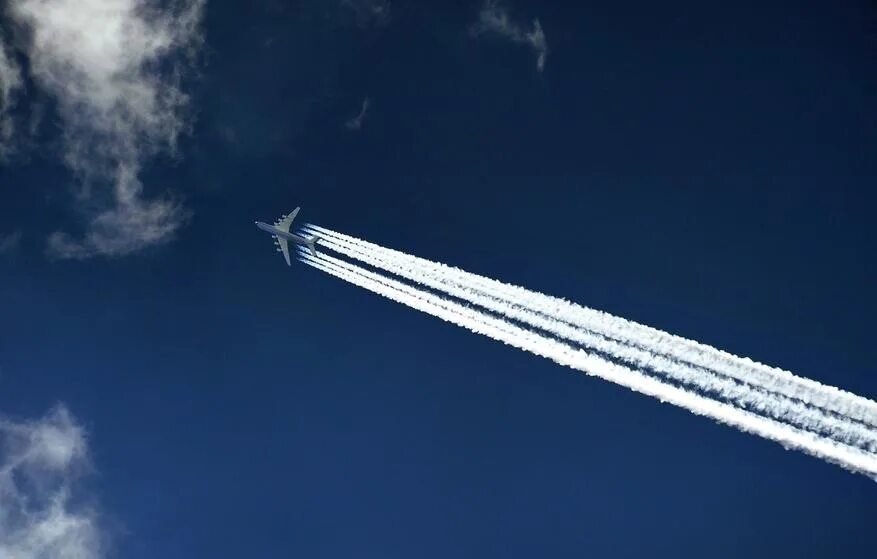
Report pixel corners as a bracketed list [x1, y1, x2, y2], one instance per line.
[274, 207, 300, 234]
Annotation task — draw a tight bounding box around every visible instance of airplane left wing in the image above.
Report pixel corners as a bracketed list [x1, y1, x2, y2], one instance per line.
[276, 236, 291, 266]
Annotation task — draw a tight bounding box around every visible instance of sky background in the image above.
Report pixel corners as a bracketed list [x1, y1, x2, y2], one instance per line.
[1, 0, 876, 557]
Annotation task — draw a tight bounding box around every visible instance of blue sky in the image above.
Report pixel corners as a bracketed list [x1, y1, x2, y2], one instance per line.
[1, 0, 876, 557]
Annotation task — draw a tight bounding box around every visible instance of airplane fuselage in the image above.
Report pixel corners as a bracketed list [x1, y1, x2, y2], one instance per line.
[255, 221, 311, 246]
[256, 206, 320, 265]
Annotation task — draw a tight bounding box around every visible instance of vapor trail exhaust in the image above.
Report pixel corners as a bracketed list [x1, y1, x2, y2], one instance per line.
[298, 231, 877, 452]
[303, 224, 877, 431]
[296, 248, 877, 477]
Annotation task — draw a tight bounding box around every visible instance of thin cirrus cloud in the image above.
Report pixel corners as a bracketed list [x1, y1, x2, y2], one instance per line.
[341, 0, 391, 28]
[2, 0, 205, 259]
[0, 405, 103, 559]
[345, 98, 370, 131]
[471, 0, 548, 73]
[0, 230, 22, 255]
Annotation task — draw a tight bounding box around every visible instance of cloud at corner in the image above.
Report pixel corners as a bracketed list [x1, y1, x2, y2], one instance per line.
[4, 0, 205, 259]
[0, 405, 104, 559]
[0, 31, 22, 159]
[471, 0, 548, 73]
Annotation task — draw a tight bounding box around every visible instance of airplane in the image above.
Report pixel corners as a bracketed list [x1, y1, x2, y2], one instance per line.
[255, 207, 320, 266]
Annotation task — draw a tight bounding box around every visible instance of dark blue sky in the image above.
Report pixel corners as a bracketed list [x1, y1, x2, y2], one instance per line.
[1, 0, 876, 557]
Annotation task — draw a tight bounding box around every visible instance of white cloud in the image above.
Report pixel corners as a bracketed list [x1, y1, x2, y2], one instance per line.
[0, 230, 23, 255]
[0, 405, 103, 559]
[6, 0, 205, 259]
[46, 163, 191, 259]
[345, 97, 370, 131]
[0, 31, 23, 159]
[341, 0, 391, 28]
[471, 0, 548, 72]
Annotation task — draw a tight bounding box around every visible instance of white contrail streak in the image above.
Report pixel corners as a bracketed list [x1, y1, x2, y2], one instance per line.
[298, 232, 877, 452]
[303, 224, 877, 430]
[296, 249, 877, 477]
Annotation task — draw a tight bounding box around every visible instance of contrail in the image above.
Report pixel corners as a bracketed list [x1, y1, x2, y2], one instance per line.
[296, 249, 877, 477]
[298, 230, 877, 452]
[304, 224, 877, 430]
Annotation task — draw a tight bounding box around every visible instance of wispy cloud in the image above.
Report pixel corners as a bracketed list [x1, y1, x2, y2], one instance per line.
[345, 97, 370, 131]
[471, 0, 548, 72]
[0, 405, 104, 559]
[0, 31, 22, 159]
[0, 230, 22, 256]
[341, 0, 391, 28]
[5, 0, 205, 259]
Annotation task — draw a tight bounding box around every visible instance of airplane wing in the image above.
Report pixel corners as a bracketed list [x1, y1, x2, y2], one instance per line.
[276, 236, 291, 266]
[274, 207, 300, 234]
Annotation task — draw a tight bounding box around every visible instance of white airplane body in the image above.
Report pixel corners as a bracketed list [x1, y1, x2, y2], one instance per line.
[255, 207, 319, 266]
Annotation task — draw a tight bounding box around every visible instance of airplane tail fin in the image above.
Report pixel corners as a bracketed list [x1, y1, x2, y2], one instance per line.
[306, 235, 320, 256]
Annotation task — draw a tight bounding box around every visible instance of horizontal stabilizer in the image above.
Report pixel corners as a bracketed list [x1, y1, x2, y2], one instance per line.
[305, 235, 320, 256]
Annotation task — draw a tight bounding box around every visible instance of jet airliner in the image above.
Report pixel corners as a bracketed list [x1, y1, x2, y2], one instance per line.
[255, 207, 320, 266]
